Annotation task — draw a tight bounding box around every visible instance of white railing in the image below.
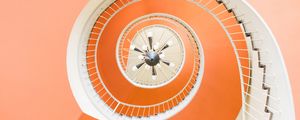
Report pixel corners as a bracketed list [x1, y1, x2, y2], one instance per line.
[220, 0, 295, 119]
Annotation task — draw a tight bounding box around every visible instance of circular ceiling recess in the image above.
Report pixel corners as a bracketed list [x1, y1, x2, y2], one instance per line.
[68, 0, 296, 120]
[116, 15, 188, 88]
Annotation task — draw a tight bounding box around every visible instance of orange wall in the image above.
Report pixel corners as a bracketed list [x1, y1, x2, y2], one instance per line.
[0, 0, 298, 119]
[0, 0, 86, 119]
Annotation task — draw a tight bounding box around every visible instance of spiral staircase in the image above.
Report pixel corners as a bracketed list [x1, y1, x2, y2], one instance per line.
[67, 0, 295, 119]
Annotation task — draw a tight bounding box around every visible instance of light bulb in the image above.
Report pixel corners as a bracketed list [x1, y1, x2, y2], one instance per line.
[130, 44, 135, 50]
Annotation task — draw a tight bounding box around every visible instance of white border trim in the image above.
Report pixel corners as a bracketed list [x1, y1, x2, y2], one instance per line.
[66, 0, 108, 119]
